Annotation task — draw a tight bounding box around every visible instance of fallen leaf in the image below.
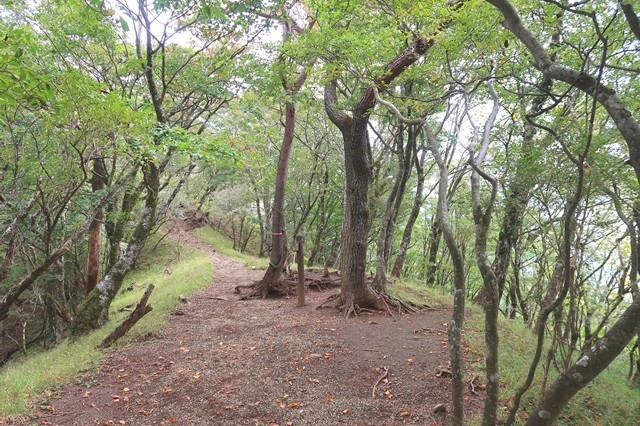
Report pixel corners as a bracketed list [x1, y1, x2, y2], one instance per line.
[83, 391, 93, 398]
[123, 388, 130, 392]
[400, 411, 410, 417]
[342, 408, 351, 414]
[286, 401, 300, 409]
[326, 394, 334, 402]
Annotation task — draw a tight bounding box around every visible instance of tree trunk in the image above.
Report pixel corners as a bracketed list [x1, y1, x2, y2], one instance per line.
[307, 168, 330, 267]
[105, 183, 139, 272]
[324, 35, 435, 314]
[427, 125, 466, 425]
[391, 144, 426, 278]
[86, 156, 108, 294]
[71, 161, 160, 336]
[256, 100, 296, 295]
[373, 123, 414, 290]
[337, 115, 382, 313]
[526, 300, 640, 425]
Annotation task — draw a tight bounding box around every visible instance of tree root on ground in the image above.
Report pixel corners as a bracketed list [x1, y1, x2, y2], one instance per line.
[235, 269, 342, 300]
[318, 290, 433, 318]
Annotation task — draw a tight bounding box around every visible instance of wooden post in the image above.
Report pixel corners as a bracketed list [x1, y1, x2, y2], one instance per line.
[296, 235, 305, 307]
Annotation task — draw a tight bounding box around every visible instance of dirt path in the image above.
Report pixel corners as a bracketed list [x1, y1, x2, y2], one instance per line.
[36, 225, 481, 425]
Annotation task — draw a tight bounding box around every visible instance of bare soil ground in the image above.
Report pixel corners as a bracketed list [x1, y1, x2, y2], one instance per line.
[29, 224, 481, 425]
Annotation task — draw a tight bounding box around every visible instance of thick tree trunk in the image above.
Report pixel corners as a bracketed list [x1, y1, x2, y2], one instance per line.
[324, 35, 434, 314]
[338, 117, 382, 313]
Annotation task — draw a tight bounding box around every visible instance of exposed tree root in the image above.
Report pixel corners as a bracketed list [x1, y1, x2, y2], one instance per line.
[235, 269, 342, 300]
[319, 289, 431, 318]
[235, 278, 290, 300]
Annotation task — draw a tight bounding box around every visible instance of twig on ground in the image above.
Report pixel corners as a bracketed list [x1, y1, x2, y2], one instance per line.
[413, 327, 447, 335]
[372, 366, 390, 397]
[469, 373, 479, 396]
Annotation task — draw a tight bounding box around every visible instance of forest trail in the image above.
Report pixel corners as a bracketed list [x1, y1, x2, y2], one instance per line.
[36, 223, 481, 425]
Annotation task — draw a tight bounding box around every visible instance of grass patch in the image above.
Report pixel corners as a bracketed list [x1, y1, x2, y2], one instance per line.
[389, 277, 454, 307]
[193, 226, 268, 270]
[390, 279, 640, 425]
[0, 233, 213, 417]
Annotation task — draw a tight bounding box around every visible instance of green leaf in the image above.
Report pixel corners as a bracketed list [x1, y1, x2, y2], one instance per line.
[119, 17, 129, 33]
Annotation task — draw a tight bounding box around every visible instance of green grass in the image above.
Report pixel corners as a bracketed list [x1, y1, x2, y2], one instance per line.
[463, 310, 639, 425]
[0, 234, 214, 417]
[392, 278, 640, 425]
[389, 277, 455, 307]
[193, 226, 268, 269]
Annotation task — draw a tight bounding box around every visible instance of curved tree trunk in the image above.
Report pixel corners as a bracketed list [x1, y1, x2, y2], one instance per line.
[256, 101, 295, 295]
[427, 125, 466, 425]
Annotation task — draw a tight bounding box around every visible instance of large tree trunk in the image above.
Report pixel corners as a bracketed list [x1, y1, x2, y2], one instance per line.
[324, 36, 434, 315]
[337, 115, 382, 313]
